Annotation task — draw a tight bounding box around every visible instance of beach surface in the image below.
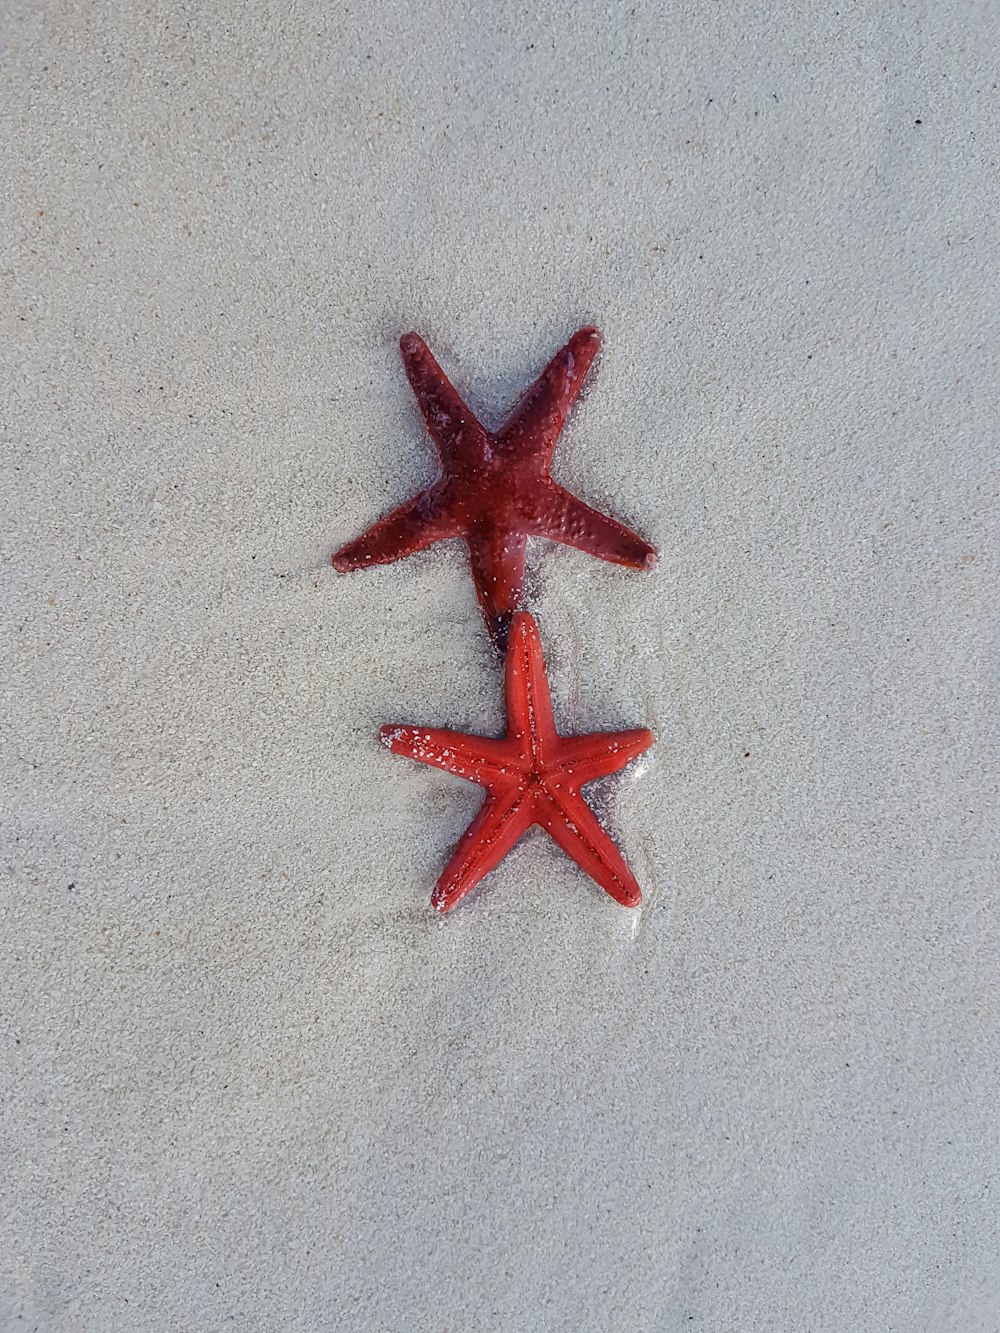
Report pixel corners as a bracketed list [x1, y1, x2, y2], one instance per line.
[3, 2, 998, 1328]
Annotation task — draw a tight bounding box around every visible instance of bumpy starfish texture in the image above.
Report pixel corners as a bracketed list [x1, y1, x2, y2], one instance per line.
[332, 327, 657, 646]
[380, 612, 653, 913]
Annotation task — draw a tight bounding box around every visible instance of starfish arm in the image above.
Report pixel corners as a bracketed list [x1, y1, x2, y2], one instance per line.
[431, 786, 534, 913]
[378, 725, 516, 784]
[331, 487, 458, 571]
[497, 326, 602, 466]
[553, 727, 654, 786]
[527, 484, 657, 570]
[400, 333, 492, 471]
[504, 612, 557, 763]
[538, 788, 643, 908]
[466, 528, 528, 649]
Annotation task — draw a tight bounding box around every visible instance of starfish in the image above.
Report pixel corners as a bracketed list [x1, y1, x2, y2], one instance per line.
[379, 611, 654, 913]
[332, 327, 657, 646]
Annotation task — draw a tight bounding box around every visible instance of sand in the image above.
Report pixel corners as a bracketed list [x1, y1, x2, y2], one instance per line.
[3, 1, 998, 1329]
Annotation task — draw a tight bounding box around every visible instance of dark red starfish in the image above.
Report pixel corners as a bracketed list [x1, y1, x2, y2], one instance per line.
[332, 327, 657, 646]
[380, 611, 653, 913]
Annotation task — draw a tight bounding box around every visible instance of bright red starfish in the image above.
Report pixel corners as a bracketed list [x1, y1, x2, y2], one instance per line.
[380, 611, 654, 913]
[332, 327, 657, 646]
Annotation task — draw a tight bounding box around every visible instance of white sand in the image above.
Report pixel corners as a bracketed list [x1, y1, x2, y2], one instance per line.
[3, 2, 998, 1329]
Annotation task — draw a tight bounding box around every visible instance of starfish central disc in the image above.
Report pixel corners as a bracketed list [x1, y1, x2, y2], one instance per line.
[379, 612, 654, 913]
